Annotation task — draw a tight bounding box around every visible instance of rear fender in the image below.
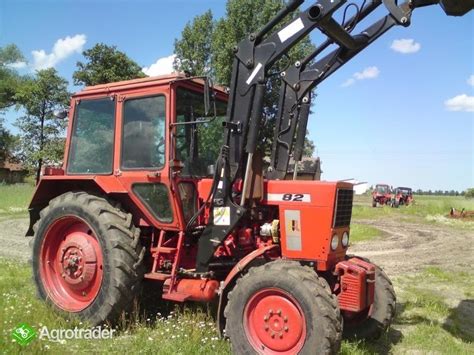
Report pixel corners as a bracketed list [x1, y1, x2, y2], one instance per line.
[26, 177, 127, 236]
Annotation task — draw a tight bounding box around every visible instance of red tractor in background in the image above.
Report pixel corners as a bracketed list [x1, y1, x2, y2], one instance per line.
[27, 0, 471, 353]
[372, 184, 392, 207]
[391, 187, 414, 207]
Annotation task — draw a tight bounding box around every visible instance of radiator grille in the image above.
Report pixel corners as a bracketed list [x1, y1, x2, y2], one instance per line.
[333, 189, 354, 228]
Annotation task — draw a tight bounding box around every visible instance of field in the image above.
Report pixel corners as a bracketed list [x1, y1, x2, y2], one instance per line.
[0, 184, 473, 354]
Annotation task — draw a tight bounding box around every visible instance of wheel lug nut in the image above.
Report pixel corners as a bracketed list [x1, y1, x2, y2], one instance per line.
[284, 326, 289, 332]
[82, 291, 86, 296]
[279, 333, 283, 339]
[277, 309, 282, 316]
[264, 325, 269, 331]
[284, 316, 288, 322]
[269, 309, 273, 315]
[270, 332, 275, 338]
[264, 315, 269, 321]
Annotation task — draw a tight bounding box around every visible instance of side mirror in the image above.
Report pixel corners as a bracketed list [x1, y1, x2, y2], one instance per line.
[203, 76, 217, 117]
[53, 109, 68, 119]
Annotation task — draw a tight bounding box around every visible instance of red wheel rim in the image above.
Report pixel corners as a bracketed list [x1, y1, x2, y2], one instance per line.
[244, 288, 306, 354]
[39, 216, 103, 312]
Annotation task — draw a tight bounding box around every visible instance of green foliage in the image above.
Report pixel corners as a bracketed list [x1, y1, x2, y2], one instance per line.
[0, 44, 28, 111]
[14, 68, 69, 176]
[464, 188, 474, 198]
[173, 11, 214, 77]
[0, 118, 17, 163]
[173, 0, 316, 157]
[73, 43, 146, 86]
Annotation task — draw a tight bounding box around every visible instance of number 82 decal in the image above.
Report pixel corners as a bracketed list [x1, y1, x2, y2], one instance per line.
[266, 193, 311, 203]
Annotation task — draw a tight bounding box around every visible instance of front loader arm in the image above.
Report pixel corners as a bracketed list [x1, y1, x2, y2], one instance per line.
[195, 0, 472, 272]
[268, 0, 473, 179]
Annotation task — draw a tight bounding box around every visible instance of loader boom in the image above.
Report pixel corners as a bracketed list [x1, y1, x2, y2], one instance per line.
[196, 0, 473, 271]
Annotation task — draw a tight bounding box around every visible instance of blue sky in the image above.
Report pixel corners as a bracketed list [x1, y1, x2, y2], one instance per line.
[1, 0, 473, 191]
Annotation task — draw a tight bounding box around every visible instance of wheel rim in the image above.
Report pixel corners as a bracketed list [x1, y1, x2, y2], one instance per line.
[244, 288, 306, 354]
[39, 216, 103, 312]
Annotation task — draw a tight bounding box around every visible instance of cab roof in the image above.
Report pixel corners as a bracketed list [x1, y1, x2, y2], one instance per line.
[73, 72, 228, 98]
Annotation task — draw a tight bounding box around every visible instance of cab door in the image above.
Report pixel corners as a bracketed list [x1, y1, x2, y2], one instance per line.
[115, 90, 184, 231]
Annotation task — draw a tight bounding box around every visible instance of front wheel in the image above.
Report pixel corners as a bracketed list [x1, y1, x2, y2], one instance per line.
[32, 192, 145, 325]
[343, 259, 396, 340]
[225, 260, 342, 354]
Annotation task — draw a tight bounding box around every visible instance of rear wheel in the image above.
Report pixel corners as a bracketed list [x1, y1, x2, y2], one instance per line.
[225, 260, 342, 354]
[32, 192, 145, 325]
[343, 259, 396, 340]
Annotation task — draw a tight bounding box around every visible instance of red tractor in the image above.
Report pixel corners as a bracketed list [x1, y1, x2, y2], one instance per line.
[372, 184, 392, 207]
[27, 0, 471, 353]
[391, 187, 414, 207]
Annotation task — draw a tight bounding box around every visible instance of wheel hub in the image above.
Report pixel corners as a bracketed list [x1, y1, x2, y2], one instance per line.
[245, 288, 305, 354]
[59, 237, 97, 287]
[40, 216, 103, 312]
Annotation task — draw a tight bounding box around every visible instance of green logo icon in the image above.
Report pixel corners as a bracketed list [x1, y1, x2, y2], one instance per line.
[11, 323, 37, 346]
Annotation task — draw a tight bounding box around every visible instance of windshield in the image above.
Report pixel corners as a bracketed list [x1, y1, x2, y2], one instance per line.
[175, 87, 227, 177]
[376, 185, 389, 193]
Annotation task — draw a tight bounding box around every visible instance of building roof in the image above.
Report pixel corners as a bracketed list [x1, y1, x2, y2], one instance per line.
[0, 161, 25, 171]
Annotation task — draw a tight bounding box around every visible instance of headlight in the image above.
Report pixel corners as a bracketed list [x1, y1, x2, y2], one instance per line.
[342, 232, 349, 247]
[331, 234, 339, 250]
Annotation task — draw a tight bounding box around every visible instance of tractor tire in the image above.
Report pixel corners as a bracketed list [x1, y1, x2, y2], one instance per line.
[31, 191, 145, 325]
[342, 260, 396, 340]
[225, 260, 342, 355]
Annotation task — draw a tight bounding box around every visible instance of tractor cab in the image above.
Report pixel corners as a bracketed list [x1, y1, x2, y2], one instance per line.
[52, 74, 229, 232]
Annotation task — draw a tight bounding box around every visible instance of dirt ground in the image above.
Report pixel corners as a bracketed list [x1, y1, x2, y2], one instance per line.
[0, 218, 31, 262]
[350, 217, 474, 277]
[2, 215, 472, 273]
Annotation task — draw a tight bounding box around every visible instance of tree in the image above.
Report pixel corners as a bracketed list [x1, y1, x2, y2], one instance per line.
[73, 43, 146, 86]
[465, 188, 474, 199]
[14, 68, 70, 182]
[173, 0, 316, 157]
[0, 118, 17, 163]
[0, 44, 27, 111]
[173, 10, 214, 77]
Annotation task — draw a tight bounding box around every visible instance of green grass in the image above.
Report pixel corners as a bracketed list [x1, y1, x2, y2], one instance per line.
[2, 259, 473, 354]
[0, 258, 232, 354]
[0, 183, 35, 219]
[353, 194, 474, 229]
[349, 223, 382, 243]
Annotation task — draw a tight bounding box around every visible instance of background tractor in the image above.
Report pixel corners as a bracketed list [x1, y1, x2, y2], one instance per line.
[372, 184, 392, 207]
[391, 187, 414, 207]
[26, 0, 472, 353]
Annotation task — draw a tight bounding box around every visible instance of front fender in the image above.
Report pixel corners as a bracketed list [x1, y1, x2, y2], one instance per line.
[216, 245, 278, 336]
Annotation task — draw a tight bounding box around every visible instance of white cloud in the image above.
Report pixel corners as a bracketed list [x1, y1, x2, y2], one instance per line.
[142, 54, 176, 76]
[7, 61, 27, 69]
[390, 39, 421, 54]
[341, 66, 380, 87]
[31, 34, 86, 70]
[444, 94, 474, 112]
[354, 66, 380, 80]
[341, 78, 356, 87]
[467, 75, 474, 87]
